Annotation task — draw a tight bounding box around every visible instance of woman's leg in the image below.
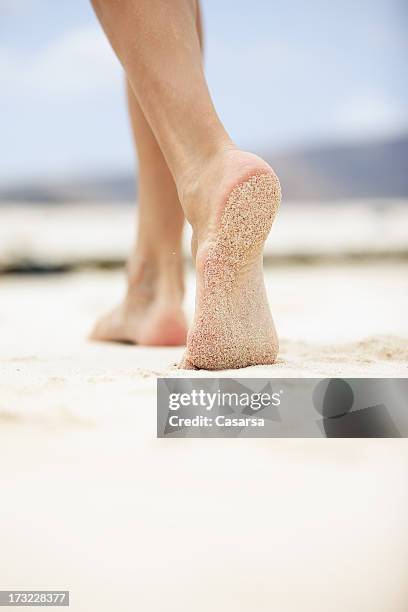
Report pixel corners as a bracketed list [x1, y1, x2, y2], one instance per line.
[91, 3, 205, 347]
[91, 0, 281, 369]
[91, 82, 187, 346]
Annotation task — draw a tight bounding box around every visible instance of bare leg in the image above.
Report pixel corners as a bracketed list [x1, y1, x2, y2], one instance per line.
[90, 83, 187, 346]
[91, 3, 205, 347]
[91, 0, 281, 369]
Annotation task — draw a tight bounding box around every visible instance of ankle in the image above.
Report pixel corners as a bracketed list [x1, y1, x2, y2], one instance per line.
[177, 141, 237, 224]
[127, 249, 184, 301]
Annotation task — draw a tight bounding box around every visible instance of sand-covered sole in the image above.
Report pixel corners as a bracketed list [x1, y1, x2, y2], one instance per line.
[181, 171, 281, 370]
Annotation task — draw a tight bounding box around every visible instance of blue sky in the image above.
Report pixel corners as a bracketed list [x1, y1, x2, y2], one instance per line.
[0, 0, 407, 184]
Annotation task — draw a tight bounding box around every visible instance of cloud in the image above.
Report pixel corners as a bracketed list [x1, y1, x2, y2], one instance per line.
[334, 92, 408, 139]
[0, 24, 122, 99]
[0, 0, 37, 17]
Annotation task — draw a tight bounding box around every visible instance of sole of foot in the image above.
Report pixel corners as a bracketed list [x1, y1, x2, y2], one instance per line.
[180, 164, 281, 370]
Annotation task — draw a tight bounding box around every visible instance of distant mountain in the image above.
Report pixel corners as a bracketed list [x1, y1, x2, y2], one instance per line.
[265, 135, 408, 200]
[1, 136, 407, 203]
[0, 174, 136, 205]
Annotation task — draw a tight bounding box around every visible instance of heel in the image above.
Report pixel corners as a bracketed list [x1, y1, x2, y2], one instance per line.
[218, 172, 281, 258]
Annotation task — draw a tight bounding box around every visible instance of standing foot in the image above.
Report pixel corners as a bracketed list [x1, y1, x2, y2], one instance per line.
[90, 258, 187, 346]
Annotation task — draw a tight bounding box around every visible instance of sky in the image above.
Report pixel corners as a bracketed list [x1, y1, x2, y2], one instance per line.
[0, 0, 407, 184]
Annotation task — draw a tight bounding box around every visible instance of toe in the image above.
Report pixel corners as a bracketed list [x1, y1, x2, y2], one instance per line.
[178, 352, 198, 370]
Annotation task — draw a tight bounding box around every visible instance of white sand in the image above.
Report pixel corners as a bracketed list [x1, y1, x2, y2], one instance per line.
[1, 201, 408, 269]
[0, 241, 407, 609]
[1, 262, 406, 387]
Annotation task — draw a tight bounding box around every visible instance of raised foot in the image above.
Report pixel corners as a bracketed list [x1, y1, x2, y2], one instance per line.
[180, 169, 281, 370]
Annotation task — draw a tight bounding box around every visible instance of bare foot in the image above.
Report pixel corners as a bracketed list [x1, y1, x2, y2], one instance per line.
[179, 149, 281, 370]
[90, 259, 187, 346]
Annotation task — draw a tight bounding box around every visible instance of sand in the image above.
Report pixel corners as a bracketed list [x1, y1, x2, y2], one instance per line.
[1, 200, 408, 270]
[1, 261, 407, 384]
[1, 228, 407, 609]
